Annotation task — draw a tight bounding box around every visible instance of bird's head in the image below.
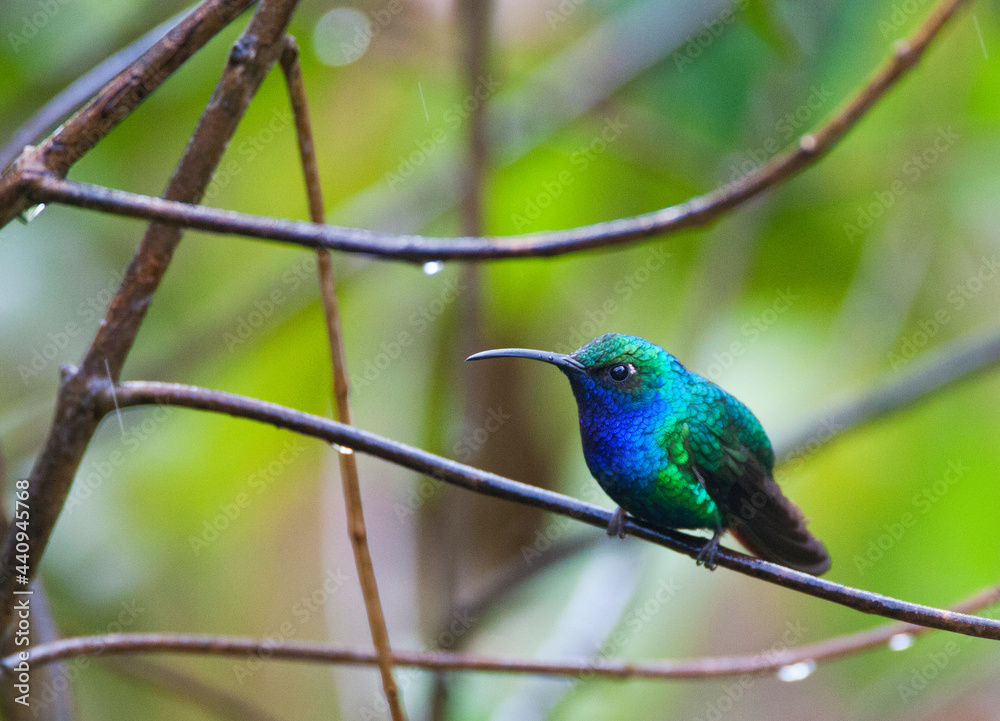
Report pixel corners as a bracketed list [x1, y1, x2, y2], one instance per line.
[467, 333, 681, 414]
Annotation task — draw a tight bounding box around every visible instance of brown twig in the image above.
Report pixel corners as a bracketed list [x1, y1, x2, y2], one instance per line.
[99, 379, 1000, 640]
[21, 0, 970, 260]
[0, 0, 258, 225]
[279, 39, 406, 721]
[0, 0, 300, 637]
[8, 581, 1000, 680]
[0, 5, 213, 172]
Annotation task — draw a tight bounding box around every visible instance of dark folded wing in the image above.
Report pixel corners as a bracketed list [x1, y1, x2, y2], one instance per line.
[703, 432, 831, 576]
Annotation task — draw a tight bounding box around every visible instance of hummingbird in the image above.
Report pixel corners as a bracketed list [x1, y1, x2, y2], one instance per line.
[466, 333, 830, 575]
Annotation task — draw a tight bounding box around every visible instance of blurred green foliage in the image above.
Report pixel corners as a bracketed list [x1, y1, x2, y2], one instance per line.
[2, 0, 1000, 719]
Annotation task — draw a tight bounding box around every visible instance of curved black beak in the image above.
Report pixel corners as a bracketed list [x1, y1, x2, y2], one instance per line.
[465, 348, 585, 374]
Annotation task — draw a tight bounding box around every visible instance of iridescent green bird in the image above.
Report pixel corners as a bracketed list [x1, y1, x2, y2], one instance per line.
[467, 333, 830, 575]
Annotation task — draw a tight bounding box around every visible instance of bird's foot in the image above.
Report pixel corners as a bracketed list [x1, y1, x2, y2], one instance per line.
[607, 507, 629, 539]
[695, 529, 724, 570]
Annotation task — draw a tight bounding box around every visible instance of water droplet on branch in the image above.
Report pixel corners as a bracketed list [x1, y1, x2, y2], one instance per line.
[776, 660, 815, 682]
[888, 633, 915, 651]
[334, 444, 354, 456]
[422, 261, 444, 276]
[17, 203, 46, 224]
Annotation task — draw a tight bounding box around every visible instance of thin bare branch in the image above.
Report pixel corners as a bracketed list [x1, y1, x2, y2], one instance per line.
[453, 324, 1000, 607]
[8, 580, 1000, 680]
[0, 0, 258, 225]
[0, 5, 209, 171]
[279, 39, 406, 721]
[777, 327, 1000, 461]
[22, 0, 970, 261]
[99, 379, 1000, 640]
[0, 0, 300, 637]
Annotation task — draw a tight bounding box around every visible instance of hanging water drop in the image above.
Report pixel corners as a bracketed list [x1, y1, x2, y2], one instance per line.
[422, 261, 444, 276]
[17, 203, 46, 224]
[333, 444, 354, 456]
[776, 660, 815, 682]
[887, 633, 915, 651]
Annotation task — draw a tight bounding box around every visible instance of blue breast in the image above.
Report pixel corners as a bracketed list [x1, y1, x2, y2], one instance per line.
[577, 397, 674, 494]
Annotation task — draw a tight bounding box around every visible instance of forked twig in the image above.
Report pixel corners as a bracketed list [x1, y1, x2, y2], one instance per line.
[0, 0, 301, 637]
[0, 5, 212, 171]
[0, 0, 258, 224]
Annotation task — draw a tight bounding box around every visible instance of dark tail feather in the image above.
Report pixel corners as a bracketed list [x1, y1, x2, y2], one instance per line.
[725, 475, 831, 576]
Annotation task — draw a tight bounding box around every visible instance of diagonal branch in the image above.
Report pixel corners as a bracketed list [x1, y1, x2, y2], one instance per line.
[0, 5, 216, 172]
[0, 0, 258, 224]
[100, 380, 1000, 641]
[279, 39, 406, 721]
[0, 0, 301, 637]
[440, 324, 1000, 614]
[8, 578, 1000, 681]
[776, 327, 1000, 461]
[21, 0, 971, 260]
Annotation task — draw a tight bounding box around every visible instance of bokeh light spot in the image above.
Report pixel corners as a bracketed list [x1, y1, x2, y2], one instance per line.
[314, 7, 372, 66]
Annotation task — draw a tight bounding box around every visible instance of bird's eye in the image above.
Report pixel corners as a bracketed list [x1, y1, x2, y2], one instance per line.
[609, 364, 631, 382]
